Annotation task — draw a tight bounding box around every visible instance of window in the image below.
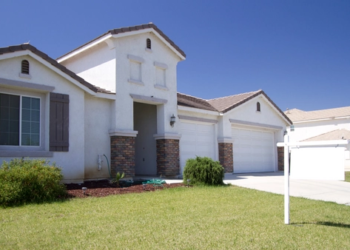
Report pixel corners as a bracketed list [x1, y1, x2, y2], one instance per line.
[0, 93, 40, 146]
[21, 60, 29, 74]
[130, 61, 141, 82]
[257, 102, 261, 112]
[146, 38, 151, 49]
[156, 67, 165, 86]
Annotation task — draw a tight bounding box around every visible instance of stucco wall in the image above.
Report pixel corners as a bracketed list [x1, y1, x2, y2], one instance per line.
[61, 42, 116, 93]
[0, 55, 86, 183]
[84, 94, 113, 179]
[112, 32, 181, 134]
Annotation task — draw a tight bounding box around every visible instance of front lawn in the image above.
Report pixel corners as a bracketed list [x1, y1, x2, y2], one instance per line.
[1, 186, 349, 249]
[345, 171, 350, 182]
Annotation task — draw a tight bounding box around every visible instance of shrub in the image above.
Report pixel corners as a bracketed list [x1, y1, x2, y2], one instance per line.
[183, 156, 224, 185]
[0, 159, 66, 207]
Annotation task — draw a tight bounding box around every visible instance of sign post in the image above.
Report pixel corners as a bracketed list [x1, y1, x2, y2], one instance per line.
[284, 134, 289, 225]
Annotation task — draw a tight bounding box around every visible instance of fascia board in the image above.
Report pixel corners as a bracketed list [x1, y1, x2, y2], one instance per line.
[95, 92, 116, 100]
[0, 50, 29, 60]
[177, 105, 220, 116]
[112, 29, 186, 61]
[292, 116, 350, 124]
[57, 33, 113, 63]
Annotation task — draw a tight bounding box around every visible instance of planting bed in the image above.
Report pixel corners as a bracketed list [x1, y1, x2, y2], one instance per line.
[65, 179, 184, 198]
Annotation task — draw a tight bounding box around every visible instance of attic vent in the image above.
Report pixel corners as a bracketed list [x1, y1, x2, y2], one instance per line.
[257, 102, 261, 112]
[21, 60, 29, 74]
[146, 38, 151, 49]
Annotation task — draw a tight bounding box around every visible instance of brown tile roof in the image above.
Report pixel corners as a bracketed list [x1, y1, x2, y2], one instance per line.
[285, 106, 350, 122]
[0, 44, 114, 94]
[57, 23, 186, 60]
[177, 90, 292, 124]
[177, 92, 217, 112]
[207, 90, 261, 113]
[302, 129, 350, 141]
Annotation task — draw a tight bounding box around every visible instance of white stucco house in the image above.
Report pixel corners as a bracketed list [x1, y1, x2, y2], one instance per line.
[285, 107, 350, 171]
[0, 23, 291, 182]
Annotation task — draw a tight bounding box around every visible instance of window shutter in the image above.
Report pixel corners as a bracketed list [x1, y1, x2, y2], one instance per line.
[50, 93, 69, 151]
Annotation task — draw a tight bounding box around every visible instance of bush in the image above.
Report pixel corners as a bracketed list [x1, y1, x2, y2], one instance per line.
[0, 159, 66, 207]
[183, 156, 224, 185]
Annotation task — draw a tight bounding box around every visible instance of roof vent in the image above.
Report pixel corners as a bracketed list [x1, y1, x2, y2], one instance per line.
[21, 60, 29, 74]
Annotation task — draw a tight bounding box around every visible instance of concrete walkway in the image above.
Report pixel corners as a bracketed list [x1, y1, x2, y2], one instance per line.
[223, 172, 350, 205]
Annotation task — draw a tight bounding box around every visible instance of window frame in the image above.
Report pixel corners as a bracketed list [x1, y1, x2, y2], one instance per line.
[0, 92, 42, 147]
[0, 89, 45, 152]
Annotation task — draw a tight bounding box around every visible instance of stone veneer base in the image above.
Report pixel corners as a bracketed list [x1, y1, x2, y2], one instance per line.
[277, 147, 284, 171]
[110, 136, 136, 177]
[218, 143, 233, 173]
[156, 139, 180, 177]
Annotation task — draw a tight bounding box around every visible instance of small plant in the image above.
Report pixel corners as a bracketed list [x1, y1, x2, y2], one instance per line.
[113, 172, 125, 187]
[183, 156, 224, 185]
[0, 158, 66, 207]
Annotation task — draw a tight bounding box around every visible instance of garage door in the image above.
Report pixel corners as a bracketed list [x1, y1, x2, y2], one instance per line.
[179, 122, 216, 173]
[232, 127, 275, 173]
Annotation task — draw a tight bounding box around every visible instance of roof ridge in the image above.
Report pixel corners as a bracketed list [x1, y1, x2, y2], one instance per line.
[207, 89, 261, 101]
[304, 106, 350, 113]
[57, 23, 186, 60]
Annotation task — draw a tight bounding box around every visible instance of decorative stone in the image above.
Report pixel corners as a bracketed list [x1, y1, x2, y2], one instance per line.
[218, 142, 233, 173]
[110, 136, 136, 177]
[156, 139, 179, 177]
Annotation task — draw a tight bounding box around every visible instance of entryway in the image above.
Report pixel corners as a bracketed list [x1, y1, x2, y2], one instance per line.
[134, 102, 157, 175]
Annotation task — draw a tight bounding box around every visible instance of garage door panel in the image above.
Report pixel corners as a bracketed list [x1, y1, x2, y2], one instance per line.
[232, 128, 274, 173]
[179, 122, 216, 173]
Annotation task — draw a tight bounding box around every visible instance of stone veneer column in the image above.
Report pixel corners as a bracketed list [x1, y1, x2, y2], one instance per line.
[218, 142, 233, 173]
[277, 147, 284, 171]
[110, 135, 136, 178]
[154, 134, 181, 177]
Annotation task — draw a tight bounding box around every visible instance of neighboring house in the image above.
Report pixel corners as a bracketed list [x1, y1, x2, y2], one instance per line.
[0, 23, 291, 182]
[285, 107, 350, 170]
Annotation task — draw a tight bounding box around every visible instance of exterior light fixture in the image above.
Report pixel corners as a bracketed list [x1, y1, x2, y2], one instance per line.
[170, 114, 176, 127]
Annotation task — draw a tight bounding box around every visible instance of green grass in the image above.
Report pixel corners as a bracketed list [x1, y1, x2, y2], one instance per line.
[1, 186, 350, 250]
[345, 171, 350, 182]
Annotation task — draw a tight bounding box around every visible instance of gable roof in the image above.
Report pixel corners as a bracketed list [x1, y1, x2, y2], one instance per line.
[57, 23, 186, 61]
[177, 90, 292, 124]
[285, 106, 350, 122]
[0, 44, 114, 94]
[302, 129, 350, 141]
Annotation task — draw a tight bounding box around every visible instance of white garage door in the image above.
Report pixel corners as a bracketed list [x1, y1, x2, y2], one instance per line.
[232, 127, 275, 173]
[179, 121, 216, 173]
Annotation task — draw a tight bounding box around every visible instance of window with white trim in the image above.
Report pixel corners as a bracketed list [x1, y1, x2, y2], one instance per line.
[156, 67, 165, 86]
[0, 93, 40, 146]
[130, 61, 141, 82]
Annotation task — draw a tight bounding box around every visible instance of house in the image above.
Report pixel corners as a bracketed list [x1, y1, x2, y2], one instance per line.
[0, 23, 291, 182]
[285, 107, 350, 171]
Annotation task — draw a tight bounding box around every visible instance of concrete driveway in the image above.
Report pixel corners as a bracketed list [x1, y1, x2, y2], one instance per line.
[224, 172, 350, 205]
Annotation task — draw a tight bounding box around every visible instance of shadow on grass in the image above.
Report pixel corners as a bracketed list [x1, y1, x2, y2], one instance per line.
[292, 221, 350, 228]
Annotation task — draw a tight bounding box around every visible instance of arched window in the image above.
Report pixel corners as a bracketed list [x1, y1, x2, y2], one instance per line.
[257, 102, 261, 112]
[21, 60, 29, 74]
[146, 38, 151, 49]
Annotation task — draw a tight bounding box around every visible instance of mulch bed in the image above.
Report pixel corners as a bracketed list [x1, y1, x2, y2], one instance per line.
[65, 179, 184, 199]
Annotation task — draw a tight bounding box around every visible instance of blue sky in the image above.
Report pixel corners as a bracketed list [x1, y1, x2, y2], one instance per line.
[1, 0, 349, 111]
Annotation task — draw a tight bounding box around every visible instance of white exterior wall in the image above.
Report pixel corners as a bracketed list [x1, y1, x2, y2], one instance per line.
[0, 55, 86, 183]
[287, 119, 350, 142]
[225, 96, 288, 172]
[112, 33, 181, 134]
[61, 42, 116, 93]
[84, 94, 113, 179]
[287, 118, 350, 170]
